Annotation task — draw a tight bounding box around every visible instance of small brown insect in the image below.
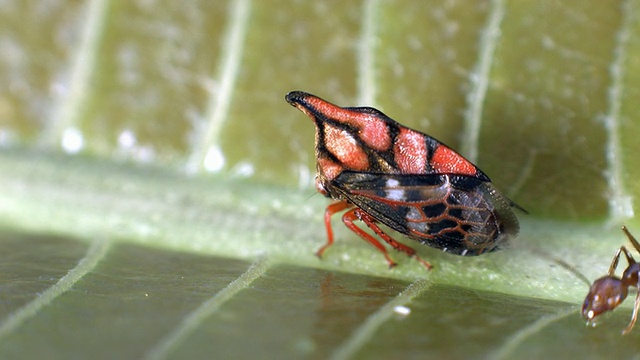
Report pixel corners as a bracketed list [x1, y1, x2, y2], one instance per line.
[582, 226, 640, 334]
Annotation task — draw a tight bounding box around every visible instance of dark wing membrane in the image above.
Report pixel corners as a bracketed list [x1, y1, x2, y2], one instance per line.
[332, 172, 519, 255]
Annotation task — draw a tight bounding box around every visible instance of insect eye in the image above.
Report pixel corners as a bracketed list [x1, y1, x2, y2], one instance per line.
[315, 177, 329, 197]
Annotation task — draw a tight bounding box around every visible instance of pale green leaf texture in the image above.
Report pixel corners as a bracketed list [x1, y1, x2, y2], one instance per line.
[1, 1, 640, 359]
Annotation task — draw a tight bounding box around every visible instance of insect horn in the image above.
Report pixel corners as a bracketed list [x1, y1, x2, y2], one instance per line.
[285, 91, 324, 122]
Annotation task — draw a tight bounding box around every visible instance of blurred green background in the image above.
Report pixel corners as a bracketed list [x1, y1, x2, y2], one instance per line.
[2, 0, 640, 358]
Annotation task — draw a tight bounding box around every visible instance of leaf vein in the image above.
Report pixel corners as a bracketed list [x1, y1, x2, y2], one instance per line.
[330, 278, 431, 360]
[44, 0, 109, 152]
[357, 0, 379, 106]
[604, 0, 635, 222]
[490, 307, 578, 360]
[461, 0, 505, 162]
[144, 257, 272, 360]
[0, 237, 111, 340]
[187, 0, 253, 173]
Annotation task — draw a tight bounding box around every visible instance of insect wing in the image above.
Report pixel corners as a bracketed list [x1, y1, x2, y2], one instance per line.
[333, 171, 519, 255]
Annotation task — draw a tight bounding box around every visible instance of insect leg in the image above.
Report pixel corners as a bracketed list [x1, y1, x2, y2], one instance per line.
[607, 247, 625, 276]
[353, 209, 433, 270]
[316, 201, 354, 258]
[340, 208, 398, 268]
[621, 247, 636, 268]
[623, 226, 640, 253]
[623, 284, 640, 335]
[622, 226, 640, 334]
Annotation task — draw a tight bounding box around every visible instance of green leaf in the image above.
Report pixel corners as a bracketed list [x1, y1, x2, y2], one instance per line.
[2, 0, 640, 358]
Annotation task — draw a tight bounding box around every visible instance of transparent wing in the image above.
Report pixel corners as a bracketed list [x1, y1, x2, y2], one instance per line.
[333, 172, 519, 255]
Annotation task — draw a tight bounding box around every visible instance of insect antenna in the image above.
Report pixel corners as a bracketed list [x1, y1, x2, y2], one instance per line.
[526, 246, 591, 286]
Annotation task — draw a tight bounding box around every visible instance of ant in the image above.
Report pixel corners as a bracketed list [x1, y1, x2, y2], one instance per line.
[582, 226, 640, 335]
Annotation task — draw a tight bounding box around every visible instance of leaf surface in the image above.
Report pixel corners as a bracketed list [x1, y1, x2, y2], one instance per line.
[1, 1, 640, 358]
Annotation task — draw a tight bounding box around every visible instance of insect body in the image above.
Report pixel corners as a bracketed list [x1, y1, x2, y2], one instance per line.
[582, 226, 640, 334]
[285, 91, 520, 269]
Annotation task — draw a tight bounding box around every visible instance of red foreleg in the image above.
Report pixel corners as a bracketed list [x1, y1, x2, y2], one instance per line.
[316, 201, 354, 258]
[340, 208, 397, 268]
[318, 201, 432, 270]
[342, 208, 432, 270]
